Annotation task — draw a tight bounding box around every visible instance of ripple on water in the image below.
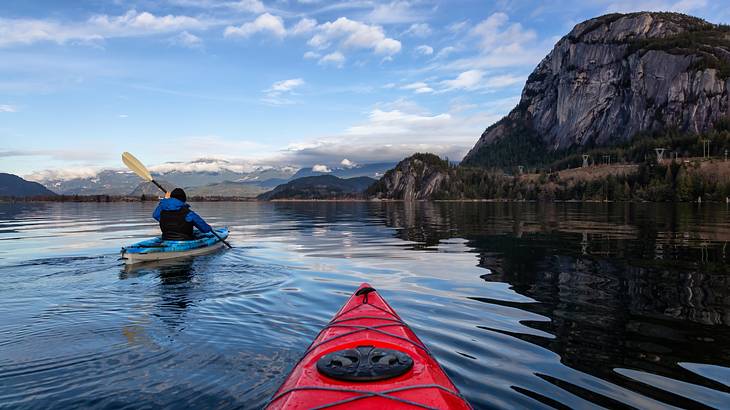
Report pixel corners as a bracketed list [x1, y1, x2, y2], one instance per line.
[1, 202, 730, 409]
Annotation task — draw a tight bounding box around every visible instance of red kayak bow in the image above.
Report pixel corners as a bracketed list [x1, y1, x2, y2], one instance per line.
[267, 283, 472, 409]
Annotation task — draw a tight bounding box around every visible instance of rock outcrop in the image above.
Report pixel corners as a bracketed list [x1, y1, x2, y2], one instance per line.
[367, 154, 451, 200]
[463, 12, 730, 167]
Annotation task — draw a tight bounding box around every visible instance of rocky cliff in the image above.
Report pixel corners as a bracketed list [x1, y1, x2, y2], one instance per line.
[367, 154, 452, 200]
[463, 12, 730, 167]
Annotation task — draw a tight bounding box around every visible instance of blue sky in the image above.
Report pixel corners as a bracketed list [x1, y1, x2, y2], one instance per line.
[1, 0, 727, 179]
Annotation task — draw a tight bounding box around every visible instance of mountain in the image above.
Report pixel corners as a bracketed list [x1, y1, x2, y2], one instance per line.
[462, 12, 730, 168]
[367, 154, 452, 200]
[0, 173, 57, 197]
[290, 162, 395, 180]
[186, 181, 268, 198]
[258, 175, 377, 200]
[128, 180, 176, 197]
[30, 160, 298, 195]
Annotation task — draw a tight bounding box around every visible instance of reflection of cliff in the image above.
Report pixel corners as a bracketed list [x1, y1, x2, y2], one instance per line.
[375, 201, 730, 403]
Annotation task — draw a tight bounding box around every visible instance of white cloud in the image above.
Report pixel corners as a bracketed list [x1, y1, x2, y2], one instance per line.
[312, 164, 332, 172]
[275, 100, 505, 166]
[415, 44, 433, 56]
[25, 167, 101, 182]
[291, 18, 318, 35]
[169, 31, 203, 48]
[303, 51, 321, 59]
[441, 70, 484, 91]
[368, 1, 425, 24]
[605, 0, 708, 13]
[0, 10, 208, 47]
[263, 78, 305, 105]
[167, 0, 265, 13]
[341, 158, 357, 168]
[484, 74, 525, 88]
[308, 17, 401, 56]
[470, 13, 536, 52]
[318, 51, 346, 67]
[404, 23, 432, 37]
[224, 13, 286, 39]
[0, 104, 17, 113]
[401, 82, 433, 93]
[118, 114, 129, 118]
[435, 46, 456, 59]
[269, 78, 305, 92]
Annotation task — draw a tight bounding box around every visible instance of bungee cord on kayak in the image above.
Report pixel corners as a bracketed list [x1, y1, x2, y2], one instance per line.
[266, 283, 473, 409]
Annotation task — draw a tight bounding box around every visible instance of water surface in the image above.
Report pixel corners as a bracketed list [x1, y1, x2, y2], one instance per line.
[1, 201, 729, 409]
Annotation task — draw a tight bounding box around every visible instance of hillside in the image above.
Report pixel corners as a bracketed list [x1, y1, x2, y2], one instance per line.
[0, 173, 57, 197]
[187, 181, 268, 198]
[258, 175, 376, 200]
[462, 12, 730, 169]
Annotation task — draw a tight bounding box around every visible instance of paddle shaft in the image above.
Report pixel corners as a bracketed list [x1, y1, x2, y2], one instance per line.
[150, 179, 232, 249]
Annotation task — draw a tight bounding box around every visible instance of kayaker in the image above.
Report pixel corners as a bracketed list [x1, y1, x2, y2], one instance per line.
[152, 188, 212, 240]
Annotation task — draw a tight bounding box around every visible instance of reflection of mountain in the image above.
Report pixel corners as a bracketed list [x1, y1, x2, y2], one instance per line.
[373, 201, 730, 403]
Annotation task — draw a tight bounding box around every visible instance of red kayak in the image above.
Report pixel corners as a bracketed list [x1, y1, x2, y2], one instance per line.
[266, 283, 472, 409]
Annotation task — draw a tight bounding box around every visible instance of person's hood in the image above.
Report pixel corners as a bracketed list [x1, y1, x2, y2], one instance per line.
[158, 197, 190, 211]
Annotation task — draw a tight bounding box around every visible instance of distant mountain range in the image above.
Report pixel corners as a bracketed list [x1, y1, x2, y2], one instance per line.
[290, 162, 395, 180]
[0, 173, 57, 197]
[25, 158, 394, 197]
[258, 175, 376, 200]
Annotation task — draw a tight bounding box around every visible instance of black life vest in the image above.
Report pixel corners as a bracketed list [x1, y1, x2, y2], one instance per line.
[159, 207, 194, 240]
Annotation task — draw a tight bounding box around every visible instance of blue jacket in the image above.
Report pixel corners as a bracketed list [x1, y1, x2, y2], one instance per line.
[152, 197, 212, 233]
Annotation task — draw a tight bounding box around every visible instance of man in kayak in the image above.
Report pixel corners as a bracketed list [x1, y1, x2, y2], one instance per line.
[153, 188, 212, 240]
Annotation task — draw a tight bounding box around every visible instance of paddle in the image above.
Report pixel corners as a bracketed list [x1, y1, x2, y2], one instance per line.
[122, 151, 232, 249]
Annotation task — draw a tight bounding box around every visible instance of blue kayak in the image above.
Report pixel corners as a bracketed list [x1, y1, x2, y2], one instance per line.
[121, 228, 229, 264]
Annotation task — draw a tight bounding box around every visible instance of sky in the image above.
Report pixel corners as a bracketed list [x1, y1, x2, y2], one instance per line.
[1, 0, 728, 179]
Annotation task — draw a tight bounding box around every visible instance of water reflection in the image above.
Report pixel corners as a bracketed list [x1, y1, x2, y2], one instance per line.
[1, 201, 729, 409]
[371, 201, 730, 408]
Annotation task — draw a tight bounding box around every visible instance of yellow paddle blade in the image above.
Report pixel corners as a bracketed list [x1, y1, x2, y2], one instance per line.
[121, 152, 153, 181]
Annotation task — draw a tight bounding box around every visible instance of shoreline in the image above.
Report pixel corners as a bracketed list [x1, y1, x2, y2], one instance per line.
[2, 197, 725, 204]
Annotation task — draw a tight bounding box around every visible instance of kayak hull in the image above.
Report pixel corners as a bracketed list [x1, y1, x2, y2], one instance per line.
[121, 228, 228, 264]
[267, 283, 471, 410]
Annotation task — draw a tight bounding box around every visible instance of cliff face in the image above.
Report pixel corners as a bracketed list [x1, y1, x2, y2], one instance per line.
[367, 154, 451, 200]
[463, 12, 730, 166]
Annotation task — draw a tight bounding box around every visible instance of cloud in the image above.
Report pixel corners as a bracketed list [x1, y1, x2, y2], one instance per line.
[167, 0, 266, 13]
[291, 18, 318, 35]
[303, 51, 320, 59]
[0, 104, 17, 112]
[270, 78, 305, 92]
[308, 17, 401, 56]
[263, 78, 305, 105]
[401, 82, 433, 93]
[312, 164, 332, 172]
[441, 70, 484, 91]
[224, 13, 287, 39]
[0, 10, 208, 47]
[318, 51, 346, 67]
[605, 0, 708, 13]
[368, 1, 426, 24]
[274, 100, 502, 166]
[118, 114, 129, 118]
[434, 46, 457, 59]
[341, 158, 357, 168]
[169, 31, 203, 48]
[25, 167, 102, 182]
[404, 23, 432, 37]
[415, 45, 433, 56]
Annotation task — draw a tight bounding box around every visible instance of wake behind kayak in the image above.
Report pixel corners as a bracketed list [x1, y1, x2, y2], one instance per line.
[267, 283, 472, 409]
[120, 227, 229, 264]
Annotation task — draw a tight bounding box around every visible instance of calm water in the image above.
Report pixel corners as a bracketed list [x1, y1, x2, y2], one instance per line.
[1, 201, 729, 409]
